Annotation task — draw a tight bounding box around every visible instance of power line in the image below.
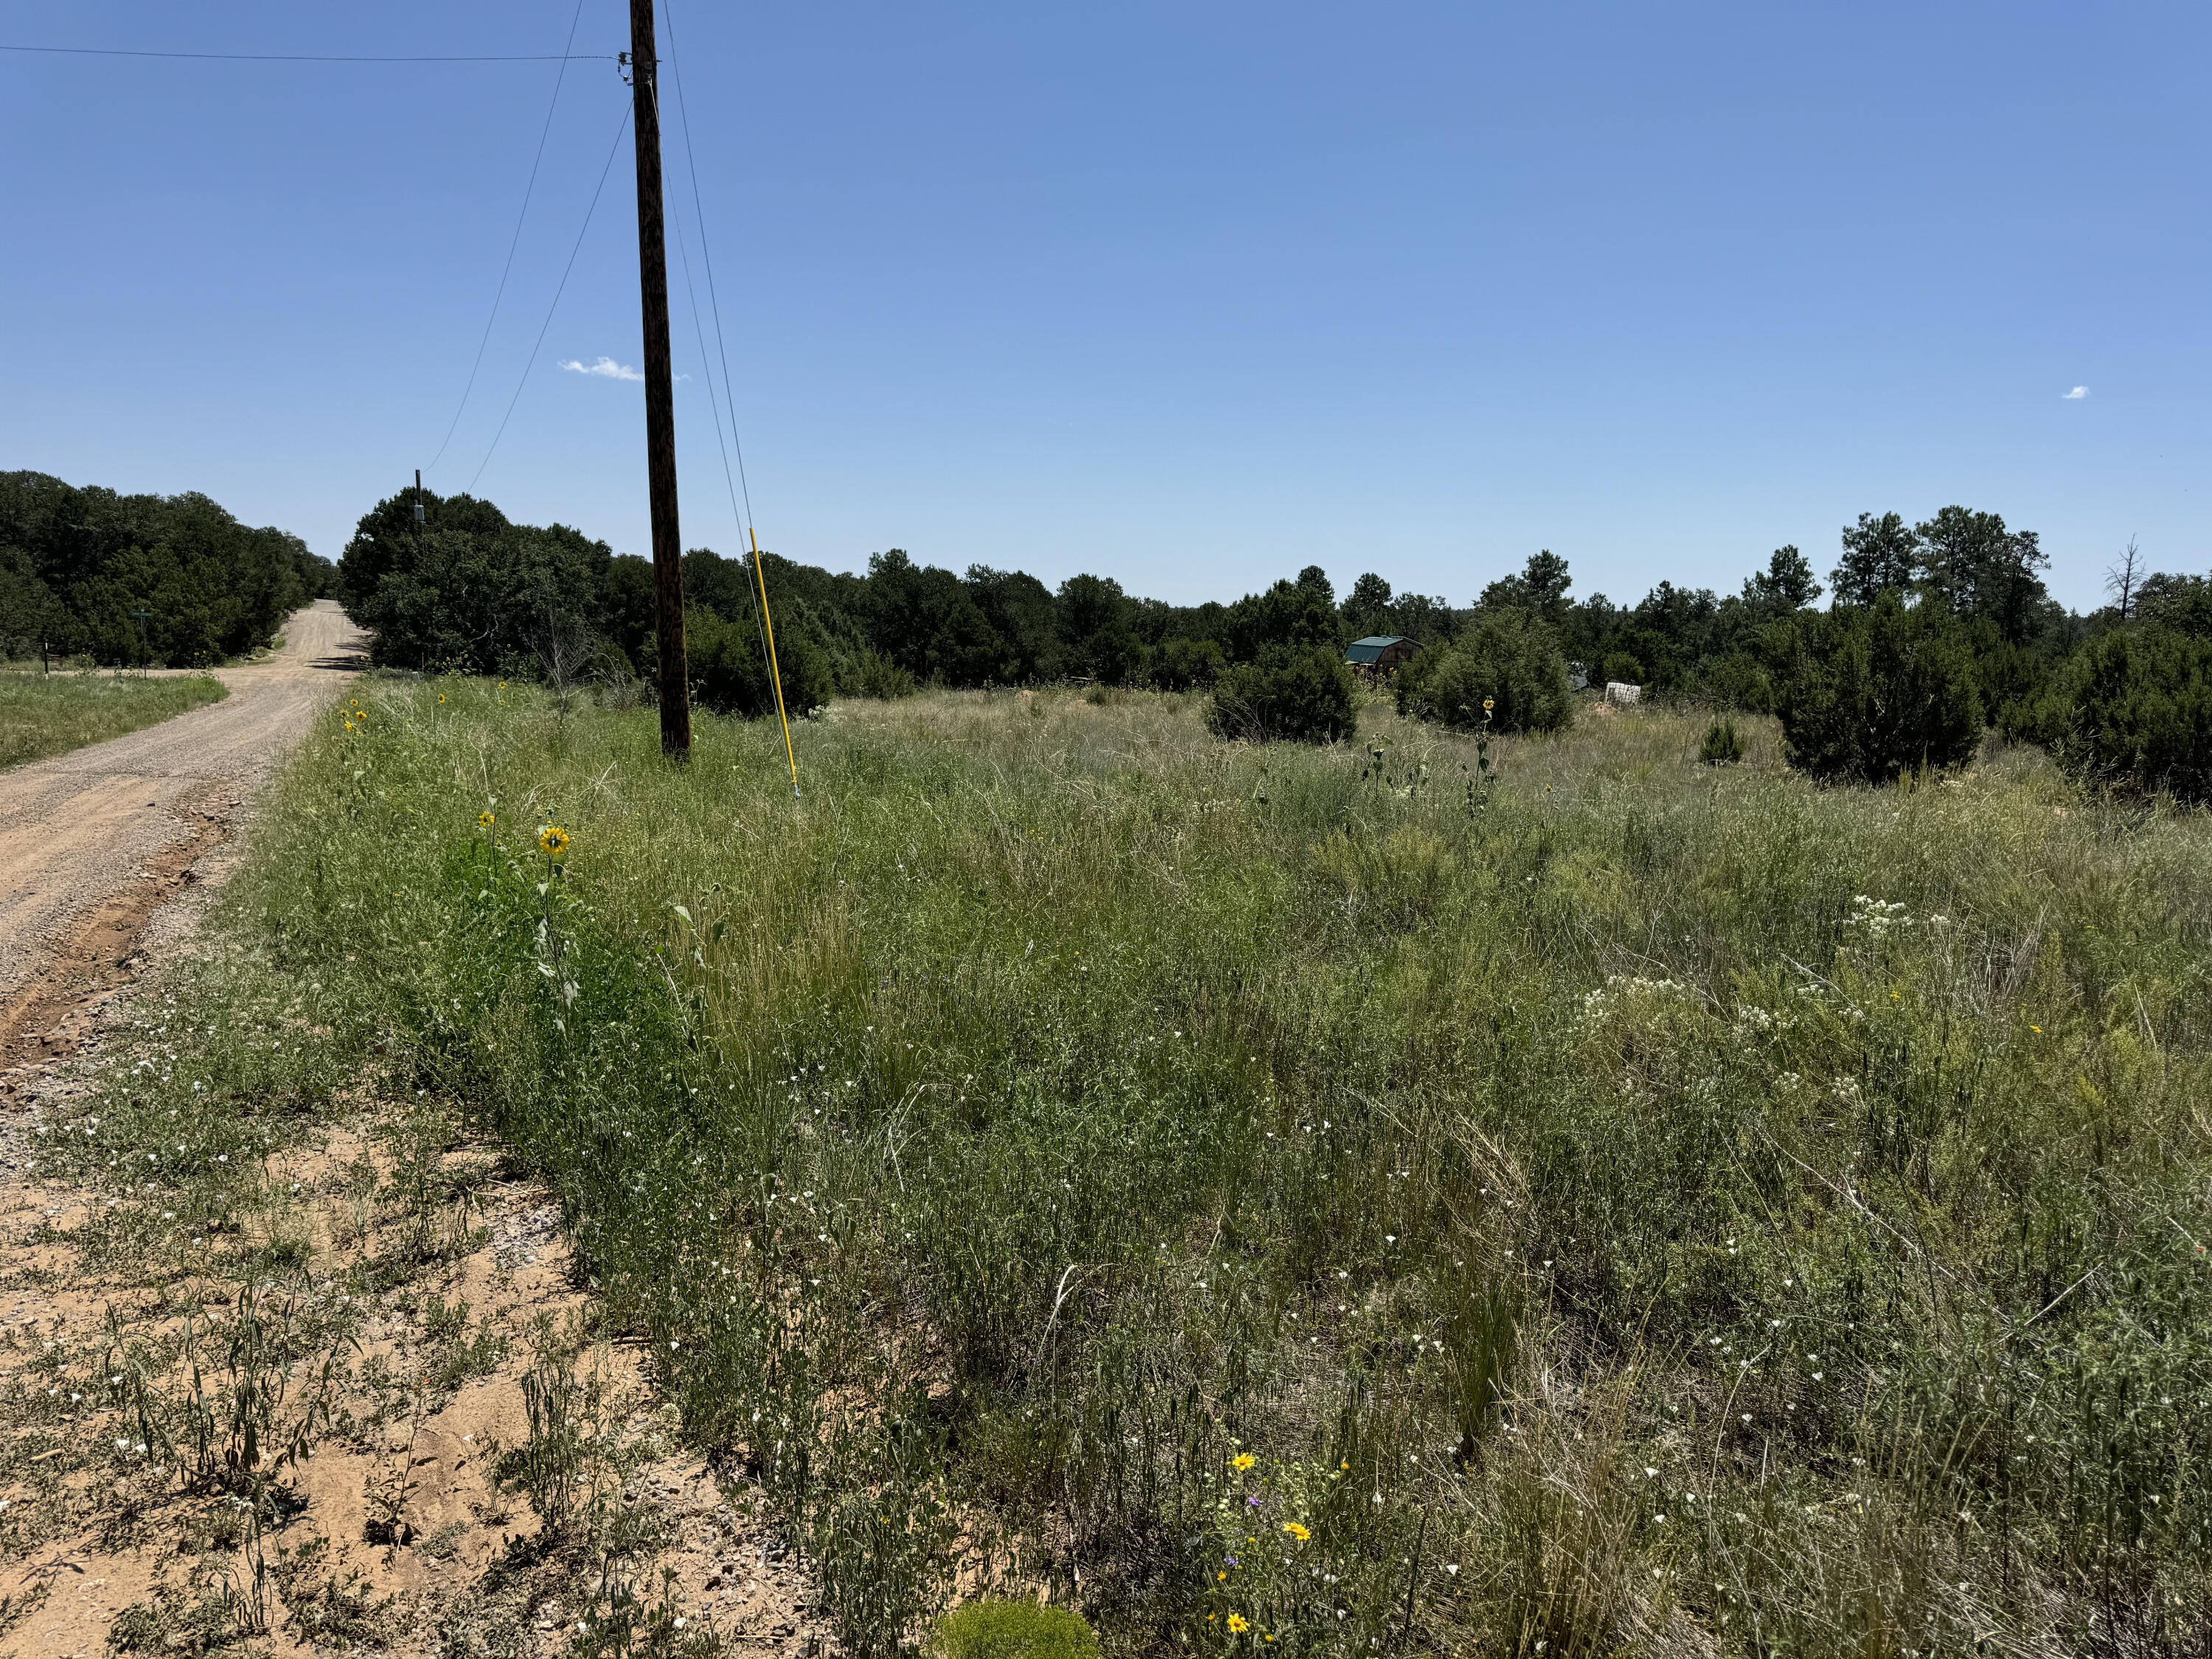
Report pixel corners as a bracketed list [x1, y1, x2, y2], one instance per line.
[0, 44, 612, 63]
[661, 0, 757, 539]
[661, 9, 771, 658]
[662, 1, 796, 792]
[424, 0, 591, 478]
[469, 101, 633, 494]
[672, 167, 775, 679]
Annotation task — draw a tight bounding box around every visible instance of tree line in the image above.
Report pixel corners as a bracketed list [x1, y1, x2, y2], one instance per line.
[0, 470, 333, 667]
[336, 483, 2209, 799]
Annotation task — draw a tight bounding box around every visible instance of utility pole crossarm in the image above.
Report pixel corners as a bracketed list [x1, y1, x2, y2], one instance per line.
[629, 0, 692, 759]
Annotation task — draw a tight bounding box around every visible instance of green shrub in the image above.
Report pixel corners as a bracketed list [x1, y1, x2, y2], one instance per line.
[1699, 718, 1743, 765]
[1775, 593, 1983, 783]
[1692, 651, 1774, 713]
[2040, 625, 2212, 802]
[1150, 636, 1227, 692]
[1397, 607, 1572, 734]
[686, 605, 831, 720]
[844, 647, 919, 700]
[1600, 651, 1644, 687]
[1205, 644, 1354, 743]
[931, 1601, 1099, 1659]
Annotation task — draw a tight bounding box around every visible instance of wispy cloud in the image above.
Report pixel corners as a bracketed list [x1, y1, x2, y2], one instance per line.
[2062, 385, 2089, 400]
[560, 356, 643, 383]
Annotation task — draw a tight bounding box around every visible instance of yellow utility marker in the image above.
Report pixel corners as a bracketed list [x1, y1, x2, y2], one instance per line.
[751, 527, 800, 796]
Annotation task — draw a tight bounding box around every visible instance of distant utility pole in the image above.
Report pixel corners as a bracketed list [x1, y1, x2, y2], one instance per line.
[626, 0, 691, 759]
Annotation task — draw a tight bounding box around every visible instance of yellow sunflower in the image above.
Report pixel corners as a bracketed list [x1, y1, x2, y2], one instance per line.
[1230, 1453, 1256, 1472]
[1228, 1615, 1249, 1634]
[1282, 1521, 1310, 1542]
[539, 825, 571, 859]
[478, 810, 496, 830]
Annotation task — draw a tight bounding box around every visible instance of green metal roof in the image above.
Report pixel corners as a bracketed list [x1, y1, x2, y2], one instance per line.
[1345, 635, 1415, 664]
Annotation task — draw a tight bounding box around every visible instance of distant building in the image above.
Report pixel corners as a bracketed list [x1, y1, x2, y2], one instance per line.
[1346, 635, 1421, 677]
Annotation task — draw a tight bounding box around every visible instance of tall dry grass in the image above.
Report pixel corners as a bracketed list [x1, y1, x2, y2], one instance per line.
[171, 681, 2212, 1655]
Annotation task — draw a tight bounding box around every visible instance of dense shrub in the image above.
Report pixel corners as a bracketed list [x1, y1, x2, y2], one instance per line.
[686, 605, 832, 720]
[1692, 651, 1774, 712]
[842, 648, 919, 699]
[1150, 636, 1226, 692]
[0, 470, 324, 664]
[340, 489, 613, 676]
[2138, 573, 2212, 638]
[1775, 592, 1983, 783]
[2037, 625, 2212, 802]
[1397, 608, 1572, 734]
[1205, 644, 1354, 743]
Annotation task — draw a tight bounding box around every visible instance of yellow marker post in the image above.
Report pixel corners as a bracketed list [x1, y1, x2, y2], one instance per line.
[751, 528, 800, 796]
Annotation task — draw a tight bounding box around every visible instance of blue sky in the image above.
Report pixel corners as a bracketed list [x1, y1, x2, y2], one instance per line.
[3, 2, 2205, 611]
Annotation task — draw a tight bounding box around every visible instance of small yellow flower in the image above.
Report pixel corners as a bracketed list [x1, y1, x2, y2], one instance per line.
[438, 692, 448, 704]
[2029, 1023, 2043, 1034]
[1217, 1572, 1228, 1582]
[1482, 697, 1495, 711]
[538, 825, 571, 859]
[479, 810, 496, 830]
[1230, 1453, 1256, 1472]
[1282, 1521, 1310, 1542]
[1228, 1615, 1250, 1634]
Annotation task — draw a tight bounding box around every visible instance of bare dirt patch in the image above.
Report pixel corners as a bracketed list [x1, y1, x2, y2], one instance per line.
[0, 1025, 825, 1658]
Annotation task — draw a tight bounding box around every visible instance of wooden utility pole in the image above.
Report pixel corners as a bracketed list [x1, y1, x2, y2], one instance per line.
[627, 0, 691, 757]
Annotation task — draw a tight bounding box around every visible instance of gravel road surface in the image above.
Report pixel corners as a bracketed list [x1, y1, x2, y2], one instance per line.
[0, 601, 361, 1047]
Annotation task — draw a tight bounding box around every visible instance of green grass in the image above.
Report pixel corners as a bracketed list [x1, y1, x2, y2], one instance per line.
[0, 668, 226, 769]
[132, 681, 2212, 1655]
[933, 1599, 1100, 1659]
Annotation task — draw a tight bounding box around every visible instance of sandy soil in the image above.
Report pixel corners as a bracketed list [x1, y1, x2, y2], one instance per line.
[0, 602, 366, 1071]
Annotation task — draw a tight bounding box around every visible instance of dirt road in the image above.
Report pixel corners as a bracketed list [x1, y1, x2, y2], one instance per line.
[0, 600, 361, 1066]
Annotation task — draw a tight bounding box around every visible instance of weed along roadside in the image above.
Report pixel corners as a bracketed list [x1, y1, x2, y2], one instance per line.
[10, 675, 2212, 1656]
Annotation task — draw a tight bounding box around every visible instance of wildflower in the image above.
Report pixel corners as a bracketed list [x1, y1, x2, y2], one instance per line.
[1228, 1615, 1250, 1634]
[2029, 1024, 2043, 1034]
[1482, 698, 1495, 711]
[539, 825, 571, 859]
[1231, 1453, 1256, 1472]
[1283, 1522, 1311, 1542]
[438, 692, 448, 704]
[479, 810, 495, 829]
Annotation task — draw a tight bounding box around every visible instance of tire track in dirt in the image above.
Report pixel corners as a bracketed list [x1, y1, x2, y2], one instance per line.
[0, 602, 364, 1082]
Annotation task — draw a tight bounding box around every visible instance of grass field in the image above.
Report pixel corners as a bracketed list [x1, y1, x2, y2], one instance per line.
[60, 681, 2212, 1655]
[0, 666, 227, 769]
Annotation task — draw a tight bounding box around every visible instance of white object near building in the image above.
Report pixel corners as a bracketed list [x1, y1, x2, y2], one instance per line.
[1604, 681, 1641, 706]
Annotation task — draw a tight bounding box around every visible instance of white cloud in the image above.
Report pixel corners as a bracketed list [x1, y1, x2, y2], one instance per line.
[2062, 385, 2088, 400]
[559, 356, 643, 382]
